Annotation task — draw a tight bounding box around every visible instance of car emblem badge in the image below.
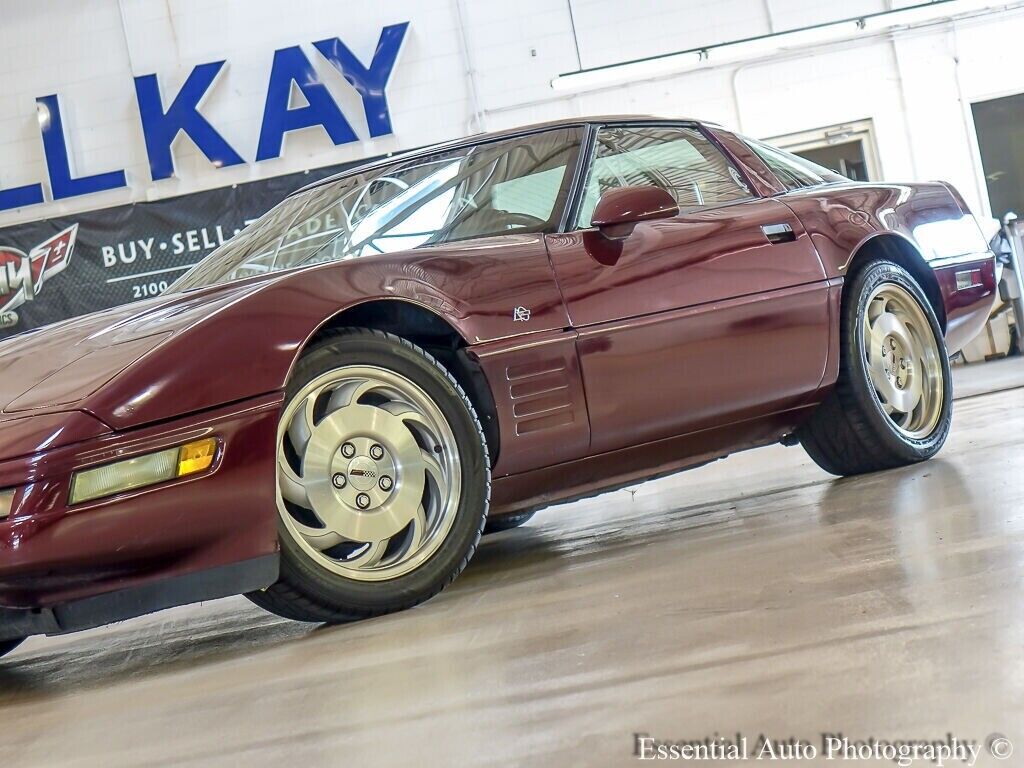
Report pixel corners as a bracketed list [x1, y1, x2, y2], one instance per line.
[0, 224, 79, 328]
[513, 306, 531, 322]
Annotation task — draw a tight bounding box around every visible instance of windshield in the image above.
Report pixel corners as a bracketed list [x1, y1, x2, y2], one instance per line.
[170, 127, 583, 291]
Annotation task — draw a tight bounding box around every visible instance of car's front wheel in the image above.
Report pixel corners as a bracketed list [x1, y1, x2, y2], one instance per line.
[248, 328, 490, 623]
[797, 259, 952, 475]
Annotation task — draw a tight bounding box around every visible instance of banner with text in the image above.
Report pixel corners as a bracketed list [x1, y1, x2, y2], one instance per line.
[0, 160, 363, 339]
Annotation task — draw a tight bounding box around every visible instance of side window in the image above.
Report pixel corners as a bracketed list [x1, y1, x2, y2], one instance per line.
[577, 125, 753, 227]
[745, 138, 847, 191]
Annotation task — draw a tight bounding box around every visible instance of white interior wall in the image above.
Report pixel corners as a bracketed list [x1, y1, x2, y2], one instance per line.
[1, 0, 1023, 229]
[567, 0, 774, 67]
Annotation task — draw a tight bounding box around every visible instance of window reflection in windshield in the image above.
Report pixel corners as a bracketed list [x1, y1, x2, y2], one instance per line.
[171, 127, 582, 291]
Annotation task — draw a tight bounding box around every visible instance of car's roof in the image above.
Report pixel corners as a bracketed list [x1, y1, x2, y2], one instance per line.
[300, 115, 717, 195]
[448, 114, 711, 142]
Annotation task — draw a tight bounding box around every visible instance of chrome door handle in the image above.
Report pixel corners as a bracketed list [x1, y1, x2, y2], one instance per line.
[762, 222, 796, 244]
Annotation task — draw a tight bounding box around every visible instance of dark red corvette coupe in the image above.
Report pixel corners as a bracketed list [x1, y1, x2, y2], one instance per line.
[0, 117, 996, 656]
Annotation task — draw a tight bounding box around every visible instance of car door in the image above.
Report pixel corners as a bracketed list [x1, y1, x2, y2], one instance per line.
[545, 123, 832, 454]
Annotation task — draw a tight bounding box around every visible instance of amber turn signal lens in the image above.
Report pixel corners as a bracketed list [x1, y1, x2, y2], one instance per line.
[177, 438, 218, 477]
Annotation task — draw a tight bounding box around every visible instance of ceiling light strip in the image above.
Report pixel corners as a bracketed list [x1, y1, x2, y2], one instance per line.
[550, 0, 996, 92]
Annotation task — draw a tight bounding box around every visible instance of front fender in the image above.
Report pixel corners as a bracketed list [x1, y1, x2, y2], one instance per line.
[79, 270, 443, 430]
[83, 235, 568, 430]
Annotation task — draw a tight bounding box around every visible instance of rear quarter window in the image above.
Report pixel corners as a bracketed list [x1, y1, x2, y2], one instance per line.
[744, 138, 848, 191]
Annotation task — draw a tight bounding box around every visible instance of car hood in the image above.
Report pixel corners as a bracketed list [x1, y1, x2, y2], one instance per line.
[0, 280, 265, 417]
[0, 409, 112, 461]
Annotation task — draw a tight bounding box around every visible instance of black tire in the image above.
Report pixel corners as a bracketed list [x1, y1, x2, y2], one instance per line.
[247, 328, 490, 623]
[483, 511, 536, 535]
[0, 638, 24, 659]
[797, 259, 952, 476]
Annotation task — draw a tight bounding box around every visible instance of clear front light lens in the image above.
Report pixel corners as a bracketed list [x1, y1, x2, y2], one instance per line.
[70, 438, 219, 505]
[71, 448, 179, 504]
[0, 488, 15, 519]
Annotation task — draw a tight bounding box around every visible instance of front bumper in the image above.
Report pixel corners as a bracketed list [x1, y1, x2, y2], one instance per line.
[0, 554, 278, 641]
[0, 393, 283, 631]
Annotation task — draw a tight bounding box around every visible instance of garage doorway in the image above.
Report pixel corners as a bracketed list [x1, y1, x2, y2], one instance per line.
[767, 120, 880, 181]
[972, 92, 1024, 221]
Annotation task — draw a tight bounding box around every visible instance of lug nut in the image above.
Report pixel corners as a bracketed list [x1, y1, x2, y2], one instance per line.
[379, 475, 393, 491]
[341, 442, 356, 458]
[355, 493, 371, 509]
[369, 443, 385, 460]
[332, 473, 347, 489]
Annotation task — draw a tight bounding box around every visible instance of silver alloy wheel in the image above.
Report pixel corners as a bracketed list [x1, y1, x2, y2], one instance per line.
[862, 283, 944, 439]
[277, 365, 461, 582]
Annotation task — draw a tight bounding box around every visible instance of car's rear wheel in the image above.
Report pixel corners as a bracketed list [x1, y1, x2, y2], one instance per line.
[0, 638, 24, 659]
[248, 328, 490, 623]
[797, 259, 952, 475]
[483, 511, 536, 535]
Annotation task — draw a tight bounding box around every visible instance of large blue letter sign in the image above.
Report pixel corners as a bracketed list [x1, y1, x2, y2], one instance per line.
[135, 61, 245, 180]
[0, 178, 44, 213]
[256, 46, 358, 162]
[314, 22, 409, 138]
[37, 94, 127, 200]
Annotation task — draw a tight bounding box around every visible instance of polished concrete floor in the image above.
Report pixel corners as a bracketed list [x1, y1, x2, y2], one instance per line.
[2, 361, 1023, 767]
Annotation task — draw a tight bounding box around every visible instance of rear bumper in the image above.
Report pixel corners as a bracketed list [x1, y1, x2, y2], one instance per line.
[934, 253, 998, 353]
[0, 393, 283, 627]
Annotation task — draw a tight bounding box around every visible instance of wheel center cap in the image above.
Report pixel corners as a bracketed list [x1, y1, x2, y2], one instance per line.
[882, 335, 907, 382]
[347, 456, 379, 491]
